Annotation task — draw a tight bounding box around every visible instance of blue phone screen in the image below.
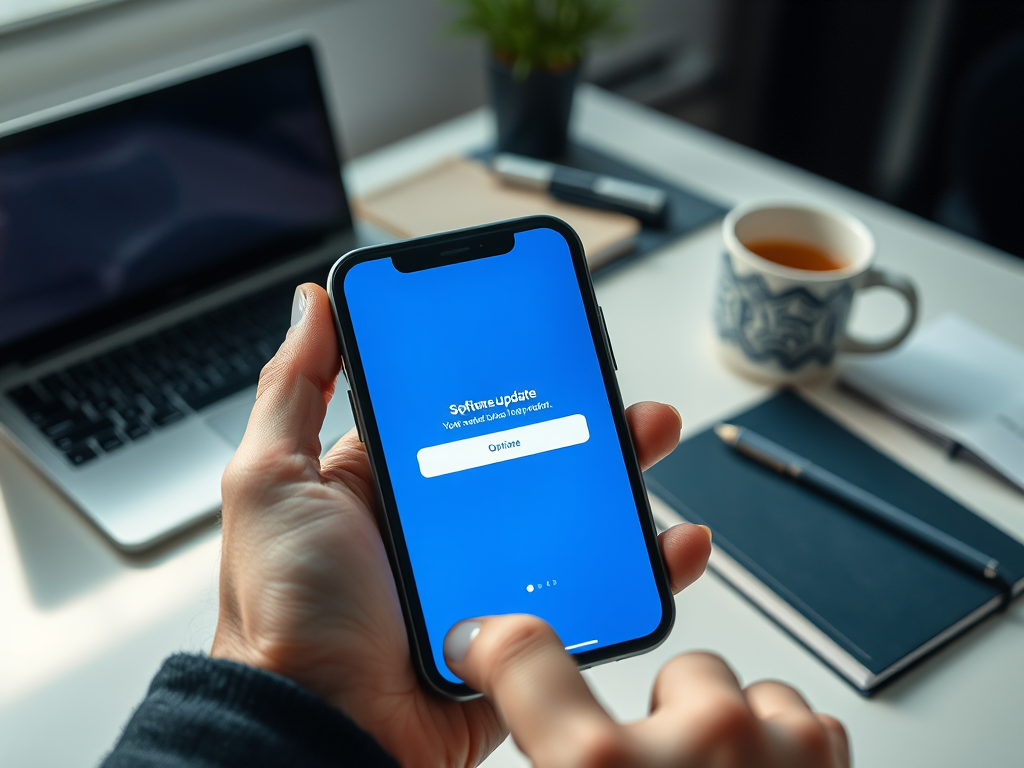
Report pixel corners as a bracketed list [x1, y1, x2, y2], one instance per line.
[344, 227, 664, 682]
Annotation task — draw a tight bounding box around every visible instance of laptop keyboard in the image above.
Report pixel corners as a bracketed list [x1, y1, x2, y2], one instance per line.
[5, 267, 325, 467]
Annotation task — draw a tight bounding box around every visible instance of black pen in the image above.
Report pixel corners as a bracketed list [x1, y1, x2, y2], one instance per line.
[715, 423, 1014, 601]
[492, 153, 669, 227]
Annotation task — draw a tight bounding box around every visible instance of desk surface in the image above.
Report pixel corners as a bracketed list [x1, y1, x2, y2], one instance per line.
[2, 86, 1023, 768]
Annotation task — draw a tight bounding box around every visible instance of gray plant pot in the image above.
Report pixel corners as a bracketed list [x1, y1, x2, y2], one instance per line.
[488, 56, 580, 159]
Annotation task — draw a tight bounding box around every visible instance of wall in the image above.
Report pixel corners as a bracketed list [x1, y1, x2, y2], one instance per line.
[0, 0, 724, 157]
[0, 0, 487, 158]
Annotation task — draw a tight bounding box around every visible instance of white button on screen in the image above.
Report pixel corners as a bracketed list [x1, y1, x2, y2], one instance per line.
[417, 414, 590, 478]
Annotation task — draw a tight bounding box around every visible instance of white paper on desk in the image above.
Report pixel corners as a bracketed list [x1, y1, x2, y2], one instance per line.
[841, 314, 1024, 491]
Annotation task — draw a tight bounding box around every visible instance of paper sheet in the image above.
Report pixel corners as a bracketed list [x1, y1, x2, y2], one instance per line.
[842, 314, 1024, 490]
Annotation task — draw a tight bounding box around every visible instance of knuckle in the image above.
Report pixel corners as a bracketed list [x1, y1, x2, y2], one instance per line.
[220, 455, 259, 508]
[689, 713, 760, 766]
[754, 678, 800, 695]
[688, 650, 740, 680]
[789, 717, 833, 764]
[566, 723, 630, 768]
[693, 695, 758, 749]
[658, 650, 737, 686]
[255, 351, 289, 398]
[220, 446, 305, 515]
[818, 714, 849, 757]
[659, 653, 690, 675]
[221, 458, 241, 494]
[712, 697, 758, 741]
[687, 650, 725, 664]
[818, 714, 847, 741]
[659, 652, 701, 679]
[223, 449, 265, 486]
[650, 653, 693, 704]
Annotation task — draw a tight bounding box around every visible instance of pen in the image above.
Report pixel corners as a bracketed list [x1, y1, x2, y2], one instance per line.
[714, 423, 1014, 601]
[492, 153, 669, 227]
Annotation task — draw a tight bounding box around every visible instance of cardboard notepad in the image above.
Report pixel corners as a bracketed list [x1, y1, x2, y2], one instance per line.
[354, 156, 641, 269]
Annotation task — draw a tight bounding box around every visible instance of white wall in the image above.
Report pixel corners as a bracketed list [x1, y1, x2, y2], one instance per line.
[0, 0, 724, 157]
[0, 0, 487, 158]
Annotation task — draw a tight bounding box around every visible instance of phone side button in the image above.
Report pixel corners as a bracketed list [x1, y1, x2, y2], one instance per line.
[347, 389, 365, 443]
[598, 306, 618, 371]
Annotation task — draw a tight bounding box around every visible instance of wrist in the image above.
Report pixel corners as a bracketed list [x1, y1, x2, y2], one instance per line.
[209, 622, 278, 682]
[210, 619, 349, 716]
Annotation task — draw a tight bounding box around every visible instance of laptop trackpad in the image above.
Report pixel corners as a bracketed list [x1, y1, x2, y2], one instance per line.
[206, 388, 356, 455]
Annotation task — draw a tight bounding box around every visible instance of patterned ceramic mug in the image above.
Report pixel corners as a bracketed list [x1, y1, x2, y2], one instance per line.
[715, 202, 918, 382]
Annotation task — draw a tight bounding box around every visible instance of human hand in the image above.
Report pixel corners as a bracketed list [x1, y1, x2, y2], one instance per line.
[443, 619, 849, 768]
[210, 283, 714, 768]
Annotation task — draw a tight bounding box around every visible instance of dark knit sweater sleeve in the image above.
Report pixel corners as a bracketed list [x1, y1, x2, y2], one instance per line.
[101, 653, 400, 768]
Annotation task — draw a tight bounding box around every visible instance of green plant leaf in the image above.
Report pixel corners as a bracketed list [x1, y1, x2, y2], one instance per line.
[448, 0, 630, 77]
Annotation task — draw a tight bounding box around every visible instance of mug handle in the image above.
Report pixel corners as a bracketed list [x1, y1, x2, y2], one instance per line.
[839, 267, 919, 353]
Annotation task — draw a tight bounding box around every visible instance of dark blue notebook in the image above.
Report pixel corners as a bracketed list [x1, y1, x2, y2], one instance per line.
[644, 391, 1024, 693]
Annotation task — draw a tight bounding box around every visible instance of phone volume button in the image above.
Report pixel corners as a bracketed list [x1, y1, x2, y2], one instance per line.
[598, 306, 617, 371]
[347, 389, 365, 443]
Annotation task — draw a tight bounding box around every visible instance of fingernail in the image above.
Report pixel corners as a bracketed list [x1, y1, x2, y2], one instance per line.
[444, 620, 481, 663]
[290, 286, 307, 327]
[668, 404, 683, 444]
[698, 524, 713, 544]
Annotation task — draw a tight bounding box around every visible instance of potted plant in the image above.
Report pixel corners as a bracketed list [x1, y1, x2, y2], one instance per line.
[451, 0, 628, 158]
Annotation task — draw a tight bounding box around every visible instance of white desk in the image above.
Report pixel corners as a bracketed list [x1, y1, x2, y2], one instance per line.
[2, 86, 1022, 767]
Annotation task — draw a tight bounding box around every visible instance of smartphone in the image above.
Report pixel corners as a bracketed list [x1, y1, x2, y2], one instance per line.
[327, 216, 674, 699]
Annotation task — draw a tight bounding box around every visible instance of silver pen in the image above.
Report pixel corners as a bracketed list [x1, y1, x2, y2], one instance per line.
[492, 153, 669, 227]
[715, 422, 1013, 602]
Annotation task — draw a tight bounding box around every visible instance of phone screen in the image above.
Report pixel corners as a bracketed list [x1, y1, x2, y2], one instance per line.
[342, 226, 666, 683]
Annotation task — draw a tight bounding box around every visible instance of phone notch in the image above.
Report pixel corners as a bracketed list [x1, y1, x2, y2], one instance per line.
[391, 231, 515, 273]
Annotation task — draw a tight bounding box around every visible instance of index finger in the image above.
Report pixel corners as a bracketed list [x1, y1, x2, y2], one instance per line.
[445, 615, 628, 766]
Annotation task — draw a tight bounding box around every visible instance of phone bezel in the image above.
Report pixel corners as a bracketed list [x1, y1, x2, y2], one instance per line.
[327, 215, 675, 700]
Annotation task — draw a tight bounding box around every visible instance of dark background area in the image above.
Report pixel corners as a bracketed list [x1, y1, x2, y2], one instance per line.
[597, 0, 1024, 258]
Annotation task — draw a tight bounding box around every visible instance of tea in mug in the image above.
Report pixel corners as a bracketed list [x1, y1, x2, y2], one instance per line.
[743, 239, 846, 271]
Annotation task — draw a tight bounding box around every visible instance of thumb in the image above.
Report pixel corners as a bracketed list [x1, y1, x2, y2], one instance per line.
[444, 615, 621, 764]
[236, 283, 340, 462]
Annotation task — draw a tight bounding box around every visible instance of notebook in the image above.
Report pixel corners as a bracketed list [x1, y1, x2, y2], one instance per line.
[841, 314, 1024, 492]
[353, 156, 641, 269]
[644, 391, 1024, 693]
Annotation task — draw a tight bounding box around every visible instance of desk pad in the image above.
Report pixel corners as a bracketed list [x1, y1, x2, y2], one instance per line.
[472, 141, 729, 279]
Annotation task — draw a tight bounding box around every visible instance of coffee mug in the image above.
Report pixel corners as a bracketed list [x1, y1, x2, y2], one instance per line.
[714, 202, 918, 382]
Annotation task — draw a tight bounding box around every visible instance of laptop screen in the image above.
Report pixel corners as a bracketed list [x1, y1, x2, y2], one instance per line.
[0, 43, 350, 364]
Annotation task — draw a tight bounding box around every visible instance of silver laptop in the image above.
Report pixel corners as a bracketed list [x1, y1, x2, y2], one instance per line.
[0, 40, 376, 551]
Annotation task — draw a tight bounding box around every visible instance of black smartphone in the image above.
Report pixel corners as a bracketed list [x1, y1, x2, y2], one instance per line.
[327, 216, 674, 699]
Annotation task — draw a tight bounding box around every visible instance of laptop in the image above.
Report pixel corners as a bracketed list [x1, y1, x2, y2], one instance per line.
[0, 40, 377, 551]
